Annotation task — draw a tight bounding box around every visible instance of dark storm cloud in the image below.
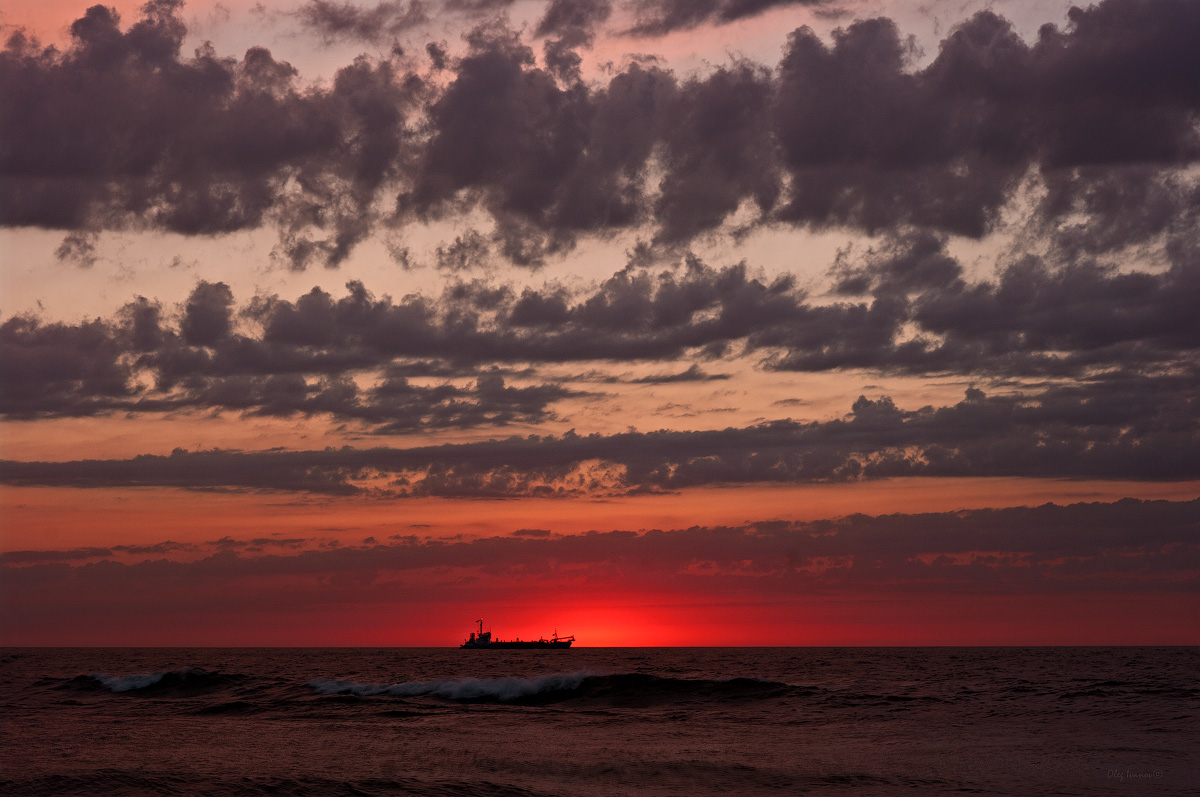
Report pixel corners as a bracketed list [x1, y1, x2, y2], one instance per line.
[772, 3, 1200, 238]
[4, 0, 1198, 264]
[0, 314, 141, 417]
[53, 231, 100, 268]
[0, 280, 584, 431]
[770, 232, 1200, 377]
[4, 227, 1199, 422]
[555, 365, 727, 384]
[149, 369, 574, 433]
[1037, 167, 1200, 259]
[4, 380, 1197, 495]
[181, 280, 235, 346]
[655, 62, 778, 242]
[433, 229, 493, 271]
[444, 0, 1199, 250]
[0, 547, 116, 563]
[4, 500, 1197, 612]
[15, 264, 800, 423]
[208, 536, 312, 549]
[0, 540, 198, 564]
[405, 23, 596, 265]
[295, 0, 429, 45]
[623, 0, 838, 37]
[443, 0, 517, 13]
[536, 1, 612, 81]
[536, 0, 612, 38]
[628, 365, 730, 383]
[291, 0, 517, 46]
[1, 0, 423, 269]
[512, 528, 553, 537]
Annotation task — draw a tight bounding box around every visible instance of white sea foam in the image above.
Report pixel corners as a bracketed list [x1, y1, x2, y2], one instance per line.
[87, 667, 213, 692]
[308, 670, 594, 700]
[90, 671, 169, 692]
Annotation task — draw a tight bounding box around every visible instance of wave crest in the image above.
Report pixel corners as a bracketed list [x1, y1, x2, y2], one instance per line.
[308, 671, 593, 702]
[308, 671, 792, 705]
[74, 667, 243, 694]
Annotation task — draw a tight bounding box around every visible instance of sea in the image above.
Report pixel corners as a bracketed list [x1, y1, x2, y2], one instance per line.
[1, 647, 1196, 795]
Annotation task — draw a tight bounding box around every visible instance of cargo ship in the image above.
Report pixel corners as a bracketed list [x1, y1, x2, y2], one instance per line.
[460, 619, 575, 649]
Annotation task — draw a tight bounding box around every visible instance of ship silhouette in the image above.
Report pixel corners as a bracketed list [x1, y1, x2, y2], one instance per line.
[460, 619, 575, 649]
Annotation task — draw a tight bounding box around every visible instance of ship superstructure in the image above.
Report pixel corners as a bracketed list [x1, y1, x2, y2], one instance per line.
[460, 619, 575, 649]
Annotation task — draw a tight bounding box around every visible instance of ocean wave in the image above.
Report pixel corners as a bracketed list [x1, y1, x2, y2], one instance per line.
[308, 671, 793, 706]
[71, 667, 244, 694]
[308, 671, 594, 701]
[576, 673, 793, 706]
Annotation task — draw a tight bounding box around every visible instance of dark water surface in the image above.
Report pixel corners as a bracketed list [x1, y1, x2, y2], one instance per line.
[1, 647, 1195, 795]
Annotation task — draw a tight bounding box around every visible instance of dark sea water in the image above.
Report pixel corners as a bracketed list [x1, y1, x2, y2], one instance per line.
[1, 647, 1196, 795]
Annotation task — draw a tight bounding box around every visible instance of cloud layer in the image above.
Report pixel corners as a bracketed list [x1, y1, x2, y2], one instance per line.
[4, 1, 1197, 648]
[4, 0, 1198, 266]
[4, 499, 1196, 616]
[4, 222, 1197, 444]
[4, 373, 1198, 496]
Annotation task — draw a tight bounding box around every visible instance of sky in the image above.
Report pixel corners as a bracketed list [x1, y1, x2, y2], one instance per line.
[1, 0, 1198, 646]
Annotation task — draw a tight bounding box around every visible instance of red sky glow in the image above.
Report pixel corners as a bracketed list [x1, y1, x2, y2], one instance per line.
[2, 0, 1198, 646]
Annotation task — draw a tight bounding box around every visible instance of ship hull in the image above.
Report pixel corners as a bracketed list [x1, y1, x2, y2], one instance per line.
[460, 640, 572, 649]
[461, 621, 575, 649]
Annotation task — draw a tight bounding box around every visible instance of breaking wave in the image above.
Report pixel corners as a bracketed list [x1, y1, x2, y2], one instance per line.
[68, 667, 245, 694]
[309, 671, 594, 702]
[308, 671, 792, 705]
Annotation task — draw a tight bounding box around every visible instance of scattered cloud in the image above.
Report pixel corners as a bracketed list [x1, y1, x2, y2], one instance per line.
[4, 500, 1196, 611]
[4, 0, 1196, 265]
[4, 234, 1196, 430]
[295, 0, 429, 45]
[4, 381, 1197, 496]
[623, 1, 840, 38]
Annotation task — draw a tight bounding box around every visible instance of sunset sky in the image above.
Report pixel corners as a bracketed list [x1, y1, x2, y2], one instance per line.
[2, 0, 1197, 646]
